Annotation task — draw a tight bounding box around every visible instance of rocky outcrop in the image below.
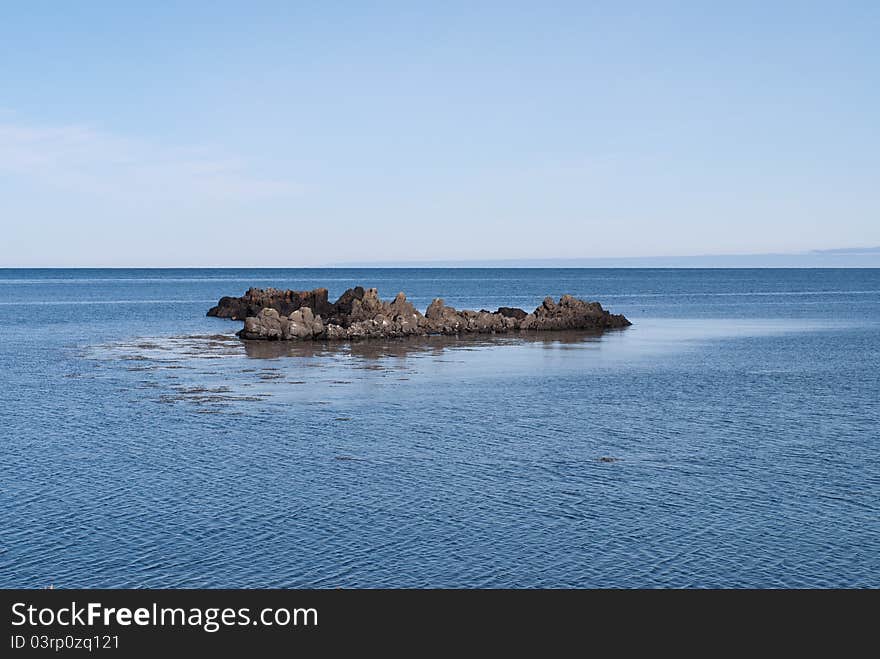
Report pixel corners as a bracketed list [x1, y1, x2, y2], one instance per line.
[213, 286, 631, 341]
[520, 295, 620, 331]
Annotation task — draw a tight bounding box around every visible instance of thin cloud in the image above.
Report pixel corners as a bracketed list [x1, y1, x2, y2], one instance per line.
[0, 119, 303, 202]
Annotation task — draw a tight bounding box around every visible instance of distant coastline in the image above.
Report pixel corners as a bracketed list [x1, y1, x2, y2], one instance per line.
[329, 247, 880, 269]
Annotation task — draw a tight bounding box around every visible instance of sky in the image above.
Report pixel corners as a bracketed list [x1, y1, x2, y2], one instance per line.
[1, 1, 878, 267]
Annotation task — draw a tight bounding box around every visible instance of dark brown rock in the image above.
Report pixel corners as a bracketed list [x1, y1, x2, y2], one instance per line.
[207, 287, 333, 320]
[496, 307, 528, 320]
[519, 294, 630, 331]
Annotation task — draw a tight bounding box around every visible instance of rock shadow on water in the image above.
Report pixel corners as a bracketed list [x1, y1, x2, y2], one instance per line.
[240, 329, 614, 361]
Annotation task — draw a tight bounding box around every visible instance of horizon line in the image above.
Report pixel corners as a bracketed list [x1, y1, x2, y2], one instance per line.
[3, 247, 879, 269]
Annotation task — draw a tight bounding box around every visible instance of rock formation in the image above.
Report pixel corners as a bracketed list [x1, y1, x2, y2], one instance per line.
[210, 286, 631, 341]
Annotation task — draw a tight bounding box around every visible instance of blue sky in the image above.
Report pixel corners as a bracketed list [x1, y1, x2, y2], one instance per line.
[1, 1, 878, 266]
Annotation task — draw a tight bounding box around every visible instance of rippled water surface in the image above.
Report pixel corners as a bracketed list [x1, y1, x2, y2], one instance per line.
[2, 268, 878, 588]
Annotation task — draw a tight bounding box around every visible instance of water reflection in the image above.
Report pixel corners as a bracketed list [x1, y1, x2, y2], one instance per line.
[240, 329, 615, 360]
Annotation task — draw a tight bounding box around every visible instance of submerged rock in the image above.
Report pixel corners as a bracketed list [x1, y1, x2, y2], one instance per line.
[210, 286, 631, 341]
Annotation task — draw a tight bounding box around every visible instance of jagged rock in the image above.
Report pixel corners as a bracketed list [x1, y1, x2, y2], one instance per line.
[519, 294, 628, 331]
[212, 286, 631, 341]
[331, 286, 366, 317]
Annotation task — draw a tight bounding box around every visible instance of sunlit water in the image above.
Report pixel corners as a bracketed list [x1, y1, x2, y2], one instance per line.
[1, 268, 878, 588]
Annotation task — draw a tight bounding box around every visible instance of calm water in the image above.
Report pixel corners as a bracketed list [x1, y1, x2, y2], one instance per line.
[1, 268, 878, 588]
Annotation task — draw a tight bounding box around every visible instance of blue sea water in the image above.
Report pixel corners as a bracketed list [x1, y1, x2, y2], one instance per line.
[1, 268, 878, 588]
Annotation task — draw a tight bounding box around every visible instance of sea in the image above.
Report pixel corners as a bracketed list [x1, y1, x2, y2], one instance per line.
[1, 268, 878, 588]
